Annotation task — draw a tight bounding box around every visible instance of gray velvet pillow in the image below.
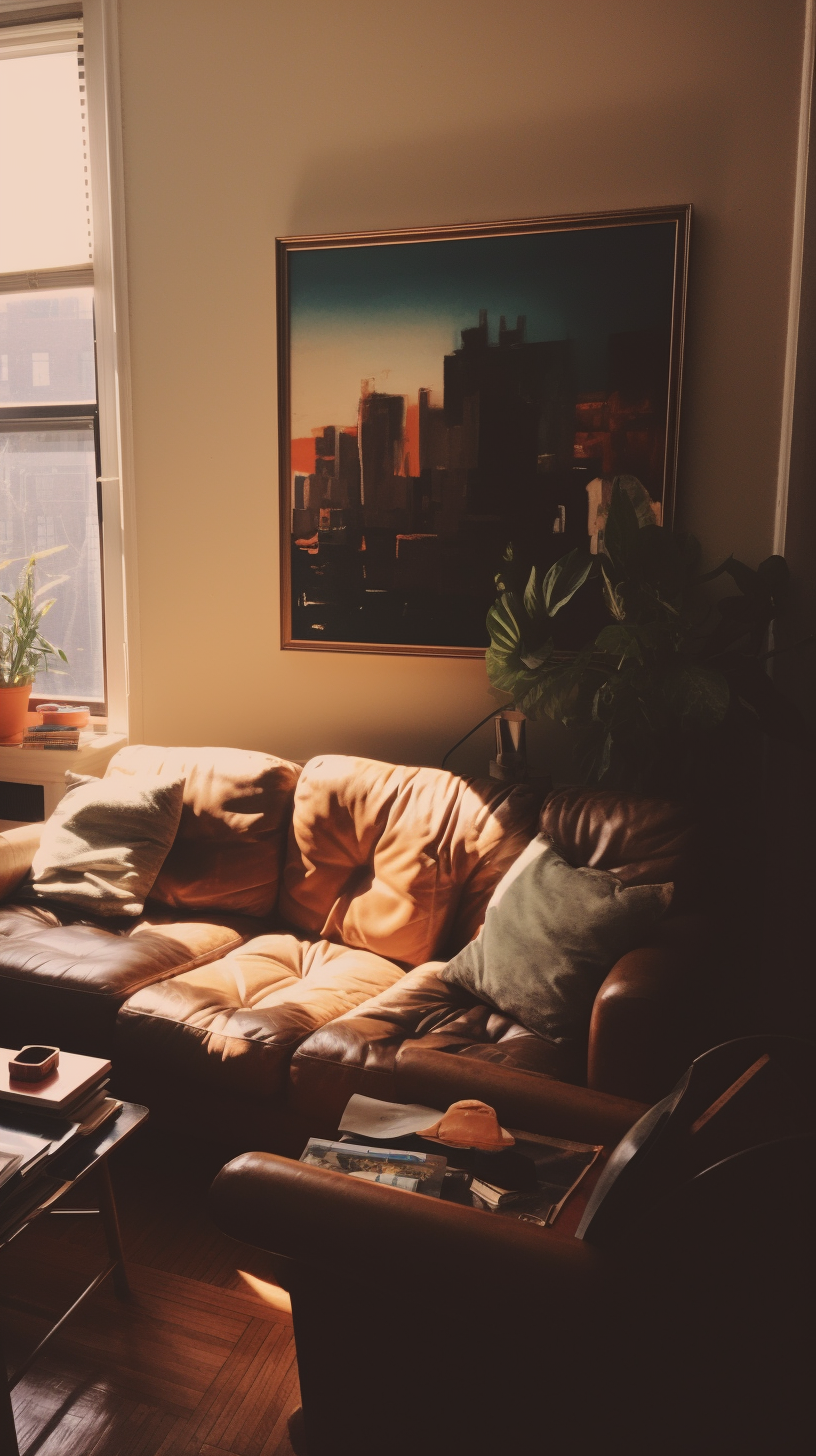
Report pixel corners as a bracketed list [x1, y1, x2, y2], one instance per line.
[440, 835, 673, 1050]
[21, 770, 185, 916]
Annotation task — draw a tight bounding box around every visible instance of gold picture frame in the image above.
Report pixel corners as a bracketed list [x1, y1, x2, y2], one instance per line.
[277, 204, 691, 657]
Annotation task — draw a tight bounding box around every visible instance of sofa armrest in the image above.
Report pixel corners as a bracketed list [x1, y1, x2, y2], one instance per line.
[0, 823, 41, 902]
[394, 1042, 647, 1144]
[588, 913, 712, 1103]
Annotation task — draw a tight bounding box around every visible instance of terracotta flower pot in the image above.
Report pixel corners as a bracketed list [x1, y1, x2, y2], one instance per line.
[0, 682, 33, 744]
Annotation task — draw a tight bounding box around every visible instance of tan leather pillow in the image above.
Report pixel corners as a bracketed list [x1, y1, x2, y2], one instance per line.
[280, 755, 537, 966]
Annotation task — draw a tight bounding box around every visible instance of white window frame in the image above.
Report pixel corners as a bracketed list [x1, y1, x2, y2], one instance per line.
[0, 0, 141, 738]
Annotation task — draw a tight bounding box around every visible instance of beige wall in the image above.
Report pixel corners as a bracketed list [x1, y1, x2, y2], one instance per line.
[116, 0, 807, 771]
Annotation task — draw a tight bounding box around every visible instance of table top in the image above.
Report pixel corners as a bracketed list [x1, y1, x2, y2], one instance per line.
[0, 1101, 148, 1247]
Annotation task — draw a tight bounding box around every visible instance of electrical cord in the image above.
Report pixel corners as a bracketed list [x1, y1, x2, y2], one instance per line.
[440, 707, 503, 771]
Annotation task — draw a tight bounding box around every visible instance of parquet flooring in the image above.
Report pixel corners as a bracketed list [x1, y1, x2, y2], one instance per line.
[0, 1129, 300, 1456]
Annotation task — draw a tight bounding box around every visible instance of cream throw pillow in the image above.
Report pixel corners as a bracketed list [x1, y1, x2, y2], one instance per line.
[21, 771, 185, 916]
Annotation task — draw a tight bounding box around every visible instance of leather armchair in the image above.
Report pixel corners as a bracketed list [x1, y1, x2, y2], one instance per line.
[211, 1047, 814, 1456]
[211, 1064, 647, 1456]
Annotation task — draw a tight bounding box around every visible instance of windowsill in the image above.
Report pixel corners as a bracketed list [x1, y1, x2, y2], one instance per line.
[0, 729, 127, 829]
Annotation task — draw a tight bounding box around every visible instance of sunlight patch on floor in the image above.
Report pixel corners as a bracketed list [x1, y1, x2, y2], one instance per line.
[237, 1268, 292, 1313]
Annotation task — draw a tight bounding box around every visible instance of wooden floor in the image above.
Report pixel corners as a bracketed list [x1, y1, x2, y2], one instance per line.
[1, 1129, 300, 1456]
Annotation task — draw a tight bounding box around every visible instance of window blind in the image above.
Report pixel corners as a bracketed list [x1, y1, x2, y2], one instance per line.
[0, 15, 91, 274]
[0, 17, 81, 58]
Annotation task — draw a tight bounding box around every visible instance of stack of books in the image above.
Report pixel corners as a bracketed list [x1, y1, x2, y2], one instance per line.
[22, 724, 81, 750]
[0, 1048, 122, 1203]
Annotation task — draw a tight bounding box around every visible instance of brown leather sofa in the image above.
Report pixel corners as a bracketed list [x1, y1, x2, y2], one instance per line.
[0, 743, 710, 1153]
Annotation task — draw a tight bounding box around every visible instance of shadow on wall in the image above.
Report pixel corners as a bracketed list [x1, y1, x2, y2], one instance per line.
[283, 92, 729, 239]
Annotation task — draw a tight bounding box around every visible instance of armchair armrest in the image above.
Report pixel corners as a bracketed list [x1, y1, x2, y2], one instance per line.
[588, 912, 713, 1102]
[0, 824, 41, 902]
[210, 1150, 607, 1289]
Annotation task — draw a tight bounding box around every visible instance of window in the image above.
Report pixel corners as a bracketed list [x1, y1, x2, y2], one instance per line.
[0, 2, 136, 732]
[32, 351, 50, 386]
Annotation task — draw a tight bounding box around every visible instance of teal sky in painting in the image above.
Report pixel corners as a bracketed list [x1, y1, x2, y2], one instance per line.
[288, 221, 677, 436]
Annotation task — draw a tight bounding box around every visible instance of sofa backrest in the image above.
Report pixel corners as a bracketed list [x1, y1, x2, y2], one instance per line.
[104, 745, 301, 917]
[278, 754, 538, 966]
[540, 787, 698, 907]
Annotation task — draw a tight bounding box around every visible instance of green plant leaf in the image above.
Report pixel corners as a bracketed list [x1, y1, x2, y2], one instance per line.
[485, 593, 553, 704]
[616, 475, 656, 528]
[522, 565, 540, 621]
[663, 664, 730, 732]
[600, 565, 626, 621]
[595, 624, 644, 663]
[540, 548, 594, 617]
[520, 641, 555, 670]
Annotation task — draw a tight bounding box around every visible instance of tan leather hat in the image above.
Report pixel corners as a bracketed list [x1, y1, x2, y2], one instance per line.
[416, 1099, 515, 1150]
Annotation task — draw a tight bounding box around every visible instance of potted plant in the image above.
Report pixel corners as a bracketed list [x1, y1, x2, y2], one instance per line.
[0, 550, 69, 744]
[485, 476, 813, 798]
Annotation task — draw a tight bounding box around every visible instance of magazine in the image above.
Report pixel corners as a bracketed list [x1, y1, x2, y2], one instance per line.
[300, 1138, 447, 1197]
[468, 1131, 602, 1226]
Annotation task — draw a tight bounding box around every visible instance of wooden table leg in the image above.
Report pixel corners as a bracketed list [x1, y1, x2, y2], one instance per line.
[0, 1328, 19, 1456]
[96, 1161, 130, 1300]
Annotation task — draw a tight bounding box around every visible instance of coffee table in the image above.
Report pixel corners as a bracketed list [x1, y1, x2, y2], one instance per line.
[0, 1101, 148, 1456]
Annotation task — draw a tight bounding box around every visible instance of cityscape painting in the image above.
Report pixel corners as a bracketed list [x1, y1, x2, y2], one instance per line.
[277, 207, 690, 655]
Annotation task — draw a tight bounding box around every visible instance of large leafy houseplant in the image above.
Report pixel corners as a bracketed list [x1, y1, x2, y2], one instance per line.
[486, 476, 810, 795]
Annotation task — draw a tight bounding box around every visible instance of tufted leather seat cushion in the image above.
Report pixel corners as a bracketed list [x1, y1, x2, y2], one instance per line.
[279, 756, 537, 966]
[104, 744, 301, 917]
[116, 934, 406, 1099]
[0, 899, 255, 1056]
[288, 965, 576, 1129]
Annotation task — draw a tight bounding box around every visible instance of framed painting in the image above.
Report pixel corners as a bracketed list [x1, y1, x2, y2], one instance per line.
[277, 205, 690, 656]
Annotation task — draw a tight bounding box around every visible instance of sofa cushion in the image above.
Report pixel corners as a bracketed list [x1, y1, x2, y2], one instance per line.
[540, 787, 697, 901]
[278, 756, 537, 967]
[288, 965, 575, 1131]
[104, 745, 301, 917]
[0, 900, 253, 1056]
[115, 934, 406, 1100]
